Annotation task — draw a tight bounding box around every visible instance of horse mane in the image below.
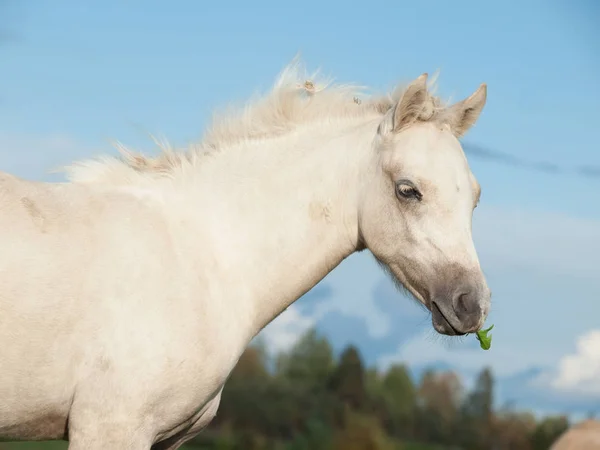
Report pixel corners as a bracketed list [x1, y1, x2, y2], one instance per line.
[63, 57, 444, 184]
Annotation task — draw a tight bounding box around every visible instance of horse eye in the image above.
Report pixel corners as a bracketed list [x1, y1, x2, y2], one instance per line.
[395, 181, 423, 201]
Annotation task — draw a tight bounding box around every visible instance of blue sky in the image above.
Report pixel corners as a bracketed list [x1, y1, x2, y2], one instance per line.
[2, 0, 599, 420]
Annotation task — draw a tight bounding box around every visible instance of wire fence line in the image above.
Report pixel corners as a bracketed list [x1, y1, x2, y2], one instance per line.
[463, 141, 600, 181]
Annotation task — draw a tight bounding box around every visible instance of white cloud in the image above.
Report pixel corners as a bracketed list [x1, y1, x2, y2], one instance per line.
[535, 329, 600, 397]
[259, 305, 317, 354]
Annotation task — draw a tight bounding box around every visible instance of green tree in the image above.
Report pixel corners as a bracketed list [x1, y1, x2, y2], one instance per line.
[328, 345, 368, 411]
[231, 340, 270, 381]
[382, 364, 416, 436]
[492, 410, 537, 450]
[213, 344, 273, 437]
[416, 369, 463, 444]
[458, 367, 495, 449]
[283, 417, 333, 450]
[275, 328, 334, 389]
[530, 415, 569, 450]
[367, 364, 417, 439]
[330, 409, 396, 450]
[272, 328, 340, 438]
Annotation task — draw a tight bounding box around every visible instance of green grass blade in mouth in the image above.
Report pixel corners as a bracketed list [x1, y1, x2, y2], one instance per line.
[475, 324, 494, 350]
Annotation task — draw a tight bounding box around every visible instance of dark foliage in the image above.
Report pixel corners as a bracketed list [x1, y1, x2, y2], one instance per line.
[197, 329, 569, 449]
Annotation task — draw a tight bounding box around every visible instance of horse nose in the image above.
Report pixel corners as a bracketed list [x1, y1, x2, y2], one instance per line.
[452, 290, 483, 332]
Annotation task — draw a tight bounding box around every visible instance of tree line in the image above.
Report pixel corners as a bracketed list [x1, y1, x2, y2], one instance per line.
[189, 328, 570, 450]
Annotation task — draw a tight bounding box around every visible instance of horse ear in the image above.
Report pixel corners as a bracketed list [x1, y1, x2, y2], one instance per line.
[443, 83, 487, 138]
[378, 73, 430, 136]
[393, 73, 430, 132]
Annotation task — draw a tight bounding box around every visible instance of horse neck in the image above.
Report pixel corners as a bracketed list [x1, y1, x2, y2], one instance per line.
[176, 118, 378, 340]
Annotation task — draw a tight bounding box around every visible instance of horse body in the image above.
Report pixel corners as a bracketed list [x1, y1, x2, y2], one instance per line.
[0, 174, 230, 441]
[0, 60, 490, 448]
[0, 122, 368, 447]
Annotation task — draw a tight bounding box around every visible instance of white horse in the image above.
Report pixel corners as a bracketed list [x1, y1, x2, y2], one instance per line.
[0, 59, 490, 449]
[551, 420, 600, 449]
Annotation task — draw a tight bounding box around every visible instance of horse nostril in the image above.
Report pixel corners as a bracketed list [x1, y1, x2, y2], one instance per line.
[455, 293, 469, 315]
[452, 290, 481, 324]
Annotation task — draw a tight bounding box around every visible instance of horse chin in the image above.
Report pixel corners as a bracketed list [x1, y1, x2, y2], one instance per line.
[431, 302, 465, 336]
